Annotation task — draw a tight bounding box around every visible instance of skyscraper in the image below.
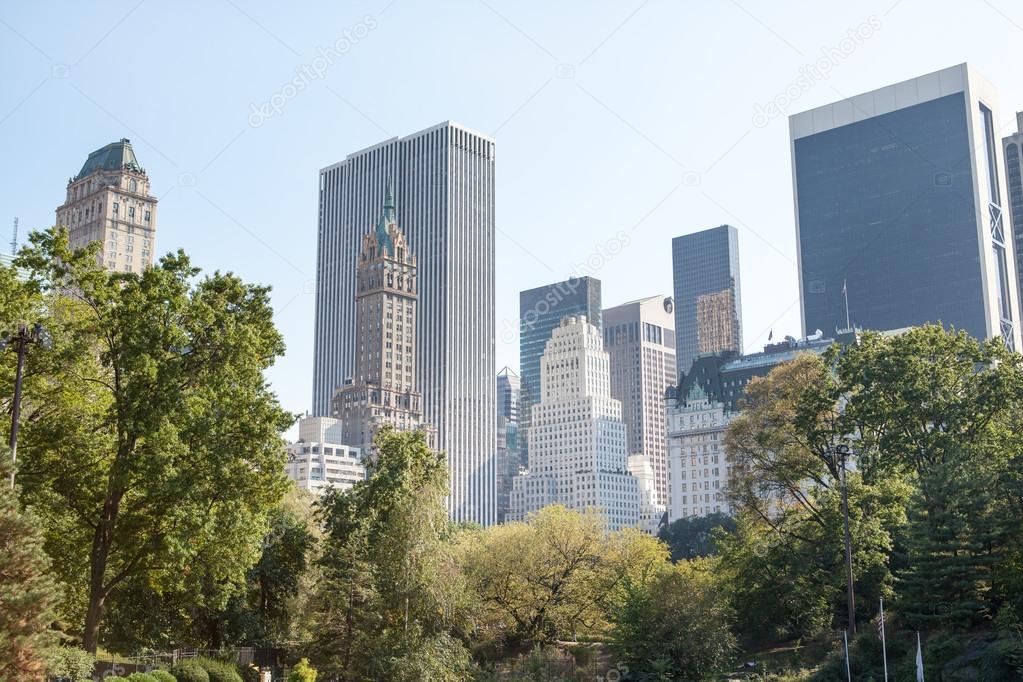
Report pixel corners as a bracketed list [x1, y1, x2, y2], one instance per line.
[313, 121, 496, 524]
[518, 277, 602, 461]
[509, 316, 639, 531]
[791, 63, 1021, 350]
[55, 138, 157, 274]
[671, 226, 742, 375]
[331, 186, 426, 451]
[603, 296, 677, 508]
[666, 383, 734, 520]
[495, 367, 521, 524]
[1003, 112, 1023, 322]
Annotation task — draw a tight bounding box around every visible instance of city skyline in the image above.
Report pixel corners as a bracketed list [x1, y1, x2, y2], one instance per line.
[4, 3, 1023, 432]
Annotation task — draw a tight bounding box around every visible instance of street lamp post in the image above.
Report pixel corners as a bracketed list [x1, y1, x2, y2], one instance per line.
[3, 322, 52, 488]
[836, 442, 856, 635]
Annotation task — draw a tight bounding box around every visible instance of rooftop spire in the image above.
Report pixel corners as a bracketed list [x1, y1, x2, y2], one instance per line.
[374, 179, 397, 256]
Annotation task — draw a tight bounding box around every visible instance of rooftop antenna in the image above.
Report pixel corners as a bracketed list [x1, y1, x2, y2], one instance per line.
[10, 217, 17, 254]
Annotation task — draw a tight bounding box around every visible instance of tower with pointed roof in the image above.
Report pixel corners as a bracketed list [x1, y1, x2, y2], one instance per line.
[331, 186, 428, 451]
[55, 138, 157, 274]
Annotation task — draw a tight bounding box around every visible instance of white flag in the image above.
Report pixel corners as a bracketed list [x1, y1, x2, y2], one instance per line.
[916, 631, 925, 681]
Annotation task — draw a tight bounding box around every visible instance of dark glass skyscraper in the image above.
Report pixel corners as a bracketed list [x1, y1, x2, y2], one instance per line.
[1004, 112, 1023, 322]
[671, 225, 742, 375]
[518, 277, 602, 459]
[791, 64, 1020, 350]
[495, 367, 521, 524]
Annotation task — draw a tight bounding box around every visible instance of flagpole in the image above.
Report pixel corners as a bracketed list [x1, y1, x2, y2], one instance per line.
[843, 630, 852, 682]
[843, 279, 851, 330]
[880, 598, 889, 682]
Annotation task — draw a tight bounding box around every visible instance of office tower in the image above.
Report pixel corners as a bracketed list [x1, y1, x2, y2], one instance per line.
[671, 226, 742, 375]
[313, 122, 496, 524]
[331, 187, 427, 451]
[55, 138, 157, 274]
[518, 277, 602, 461]
[791, 63, 1021, 350]
[285, 416, 365, 494]
[496, 367, 522, 524]
[603, 296, 677, 508]
[666, 384, 734, 520]
[509, 316, 640, 531]
[1004, 112, 1023, 321]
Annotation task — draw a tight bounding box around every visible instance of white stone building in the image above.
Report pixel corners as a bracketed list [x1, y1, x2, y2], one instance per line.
[285, 416, 366, 494]
[628, 454, 665, 534]
[666, 384, 735, 520]
[509, 315, 640, 531]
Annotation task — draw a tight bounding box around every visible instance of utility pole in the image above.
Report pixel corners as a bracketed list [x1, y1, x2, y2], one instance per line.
[838, 443, 856, 634]
[3, 323, 52, 488]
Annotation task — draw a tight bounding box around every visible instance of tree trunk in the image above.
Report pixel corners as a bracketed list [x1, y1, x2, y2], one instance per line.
[82, 493, 119, 654]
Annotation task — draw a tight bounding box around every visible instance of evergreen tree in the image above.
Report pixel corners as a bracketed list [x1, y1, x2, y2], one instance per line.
[0, 457, 58, 681]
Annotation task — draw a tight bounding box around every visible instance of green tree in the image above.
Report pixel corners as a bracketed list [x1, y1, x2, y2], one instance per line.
[11, 228, 293, 652]
[838, 326, 1023, 629]
[657, 512, 735, 562]
[459, 505, 668, 647]
[309, 427, 473, 680]
[611, 558, 736, 680]
[0, 457, 58, 681]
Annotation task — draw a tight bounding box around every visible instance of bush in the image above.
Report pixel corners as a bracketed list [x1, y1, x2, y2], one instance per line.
[196, 657, 243, 682]
[288, 658, 317, 682]
[127, 674, 159, 682]
[47, 646, 96, 681]
[150, 672, 178, 682]
[170, 661, 210, 682]
[106, 678, 130, 682]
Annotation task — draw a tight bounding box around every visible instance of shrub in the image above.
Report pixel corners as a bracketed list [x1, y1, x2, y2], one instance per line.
[47, 646, 96, 681]
[127, 674, 159, 682]
[196, 657, 243, 682]
[288, 658, 317, 682]
[150, 671, 178, 682]
[170, 660, 210, 682]
[106, 678, 130, 682]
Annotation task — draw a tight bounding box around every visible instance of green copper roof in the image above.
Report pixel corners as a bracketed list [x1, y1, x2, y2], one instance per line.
[75, 138, 142, 181]
[374, 180, 397, 256]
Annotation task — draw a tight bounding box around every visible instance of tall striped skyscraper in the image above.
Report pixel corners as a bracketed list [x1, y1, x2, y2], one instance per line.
[313, 121, 496, 524]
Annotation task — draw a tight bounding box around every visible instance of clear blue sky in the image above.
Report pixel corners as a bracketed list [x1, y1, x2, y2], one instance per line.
[2, 0, 1021, 425]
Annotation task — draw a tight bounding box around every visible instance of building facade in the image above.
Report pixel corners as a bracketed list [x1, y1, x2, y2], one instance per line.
[791, 63, 1021, 351]
[603, 296, 677, 508]
[285, 416, 366, 494]
[509, 316, 640, 531]
[331, 187, 427, 451]
[628, 454, 665, 534]
[55, 138, 157, 274]
[518, 277, 602, 463]
[672, 226, 742, 375]
[1003, 112, 1023, 322]
[675, 331, 841, 413]
[666, 384, 734, 520]
[496, 367, 522, 524]
[313, 121, 496, 524]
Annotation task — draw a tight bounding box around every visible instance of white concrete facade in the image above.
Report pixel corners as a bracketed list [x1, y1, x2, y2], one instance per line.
[285, 416, 366, 494]
[509, 316, 640, 531]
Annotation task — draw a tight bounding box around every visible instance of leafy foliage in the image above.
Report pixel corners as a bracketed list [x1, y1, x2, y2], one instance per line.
[169, 660, 209, 682]
[46, 646, 95, 681]
[657, 512, 735, 561]
[308, 427, 473, 680]
[610, 558, 735, 680]
[287, 658, 317, 682]
[10, 228, 293, 652]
